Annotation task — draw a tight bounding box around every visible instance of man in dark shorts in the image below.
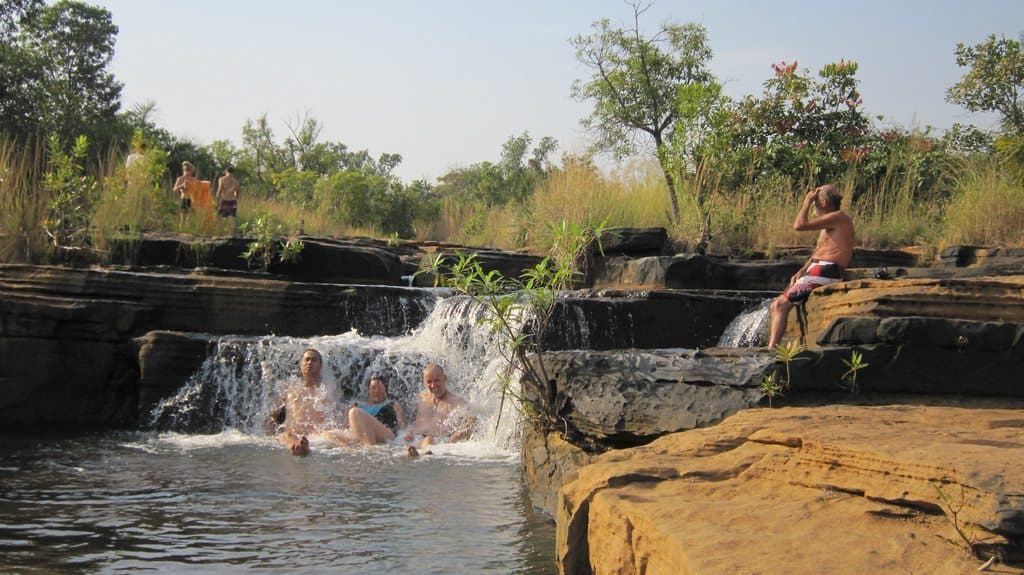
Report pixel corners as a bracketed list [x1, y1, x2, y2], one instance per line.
[173, 161, 197, 225]
[216, 166, 241, 234]
[768, 185, 855, 347]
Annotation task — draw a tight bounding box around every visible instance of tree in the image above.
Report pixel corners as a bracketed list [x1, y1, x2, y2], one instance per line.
[947, 33, 1024, 134]
[667, 80, 735, 252]
[571, 1, 712, 222]
[18, 1, 122, 146]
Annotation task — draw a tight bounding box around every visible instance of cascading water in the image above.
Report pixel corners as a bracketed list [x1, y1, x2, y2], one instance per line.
[717, 298, 773, 347]
[150, 294, 526, 452]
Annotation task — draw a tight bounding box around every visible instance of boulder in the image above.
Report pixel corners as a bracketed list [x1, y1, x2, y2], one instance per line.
[557, 404, 1024, 574]
[134, 331, 214, 423]
[522, 425, 597, 517]
[594, 227, 669, 257]
[521, 349, 773, 452]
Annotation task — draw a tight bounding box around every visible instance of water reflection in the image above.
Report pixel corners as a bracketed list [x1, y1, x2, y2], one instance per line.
[0, 432, 555, 574]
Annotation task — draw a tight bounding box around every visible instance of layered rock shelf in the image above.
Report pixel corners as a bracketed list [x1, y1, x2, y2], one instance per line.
[555, 404, 1024, 574]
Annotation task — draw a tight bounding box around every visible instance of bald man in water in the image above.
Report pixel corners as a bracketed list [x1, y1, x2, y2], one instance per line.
[404, 363, 476, 449]
[767, 184, 855, 348]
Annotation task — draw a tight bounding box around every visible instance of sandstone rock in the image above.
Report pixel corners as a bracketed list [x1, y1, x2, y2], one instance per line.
[557, 405, 1024, 574]
[938, 246, 1024, 273]
[788, 275, 1024, 346]
[521, 349, 773, 451]
[522, 425, 597, 517]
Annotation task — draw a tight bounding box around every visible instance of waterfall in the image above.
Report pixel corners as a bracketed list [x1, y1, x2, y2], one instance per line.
[150, 295, 527, 451]
[717, 298, 772, 347]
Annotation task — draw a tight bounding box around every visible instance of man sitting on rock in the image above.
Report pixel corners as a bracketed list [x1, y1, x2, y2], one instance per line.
[404, 363, 477, 451]
[768, 185, 855, 348]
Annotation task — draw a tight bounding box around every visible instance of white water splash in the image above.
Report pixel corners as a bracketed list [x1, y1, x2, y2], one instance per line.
[150, 295, 528, 455]
[717, 298, 772, 347]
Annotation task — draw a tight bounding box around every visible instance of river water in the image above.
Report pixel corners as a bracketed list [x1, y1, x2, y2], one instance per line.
[0, 295, 556, 573]
[0, 431, 555, 574]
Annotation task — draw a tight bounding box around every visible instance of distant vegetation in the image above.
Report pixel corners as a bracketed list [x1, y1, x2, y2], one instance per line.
[1, 0, 1022, 264]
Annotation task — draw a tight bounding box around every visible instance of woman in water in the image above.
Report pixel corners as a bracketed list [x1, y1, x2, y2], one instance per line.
[347, 375, 406, 444]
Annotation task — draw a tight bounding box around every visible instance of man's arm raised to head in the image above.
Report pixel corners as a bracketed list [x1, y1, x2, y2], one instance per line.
[793, 208, 847, 232]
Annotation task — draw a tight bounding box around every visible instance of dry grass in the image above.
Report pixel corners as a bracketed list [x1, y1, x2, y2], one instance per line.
[0, 140, 48, 262]
[941, 158, 1024, 247]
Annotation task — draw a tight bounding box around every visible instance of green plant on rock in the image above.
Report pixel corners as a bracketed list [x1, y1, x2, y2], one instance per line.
[773, 341, 805, 390]
[43, 135, 98, 248]
[840, 349, 869, 393]
[424, 218, 605, 429]
[759, 372, 783, 408]
[239, 213, 305, 271]
[929, 481, 994, 563]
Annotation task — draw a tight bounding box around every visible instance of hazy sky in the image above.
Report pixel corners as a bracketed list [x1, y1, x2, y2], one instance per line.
[94, 0, 1023, 181]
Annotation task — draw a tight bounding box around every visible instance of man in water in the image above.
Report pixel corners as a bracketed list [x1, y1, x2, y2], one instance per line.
[767, 184, 855, 348]
[216, 166, 241, 235]
[271, 348, 341, 456]
[404, 363, 476, 449]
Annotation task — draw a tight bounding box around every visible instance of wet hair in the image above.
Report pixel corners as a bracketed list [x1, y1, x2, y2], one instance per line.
[819, 185, 842, 211]
[224, 166, 235, 174]
[423, 363, 446, 377]
[301, 348, 322, 362]
[369, 374, 388, 395]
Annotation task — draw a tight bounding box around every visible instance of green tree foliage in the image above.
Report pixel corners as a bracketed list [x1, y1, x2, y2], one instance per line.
[43, 134, 97, 247]
[730, 60, 870, 187]
[571, 1, 713, 222]
[435, 131, 558, 206]
[947, 33, 1024, 134]
[5, 1, 122, 147]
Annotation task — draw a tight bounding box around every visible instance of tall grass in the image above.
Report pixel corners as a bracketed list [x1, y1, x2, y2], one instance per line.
[0, 139, 48, 263]
[941, 158, 1024, 247]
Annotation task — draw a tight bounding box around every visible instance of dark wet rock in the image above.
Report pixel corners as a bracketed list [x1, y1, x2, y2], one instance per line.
[134, 331, 214, 423]
[0, 264, 435, 338]
[521, 348, 773, 452]
[937, 246, 1024, 273]
[0, 264, 439, 426]
[594, 227, 669, 257]
[110, 234, 405, 285]
[664, 254, 802, 290]
[409, 248, 545, 287]
[543, 290, 768, 351]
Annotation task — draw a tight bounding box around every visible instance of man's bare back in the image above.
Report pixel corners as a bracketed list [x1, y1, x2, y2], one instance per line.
[217, 173, 241, 202]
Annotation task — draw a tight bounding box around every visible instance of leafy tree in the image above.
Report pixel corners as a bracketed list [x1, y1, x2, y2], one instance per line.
[571, 1, 712, 222]
[730, 60, 870, 187]
[17, 1, 122, 147]
[667, 80, 736, 252]
[0, 0, 44, 139]
[436, 132, 558, 206]
[947, 33, 1024, 134]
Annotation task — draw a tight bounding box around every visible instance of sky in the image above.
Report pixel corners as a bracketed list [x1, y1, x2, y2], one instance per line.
[93, 0, 1024, 182]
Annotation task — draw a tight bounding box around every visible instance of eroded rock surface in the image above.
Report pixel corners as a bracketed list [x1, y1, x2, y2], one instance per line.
[557, 404, 1024, 575]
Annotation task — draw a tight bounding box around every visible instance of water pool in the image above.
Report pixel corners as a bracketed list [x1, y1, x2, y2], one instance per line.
[0, 430, 555, 574]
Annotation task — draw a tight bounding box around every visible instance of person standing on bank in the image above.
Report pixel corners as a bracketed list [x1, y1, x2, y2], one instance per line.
[173, 161, 197, 226]
[216, 166, 241, 235]
[767, 185, 855, 348]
